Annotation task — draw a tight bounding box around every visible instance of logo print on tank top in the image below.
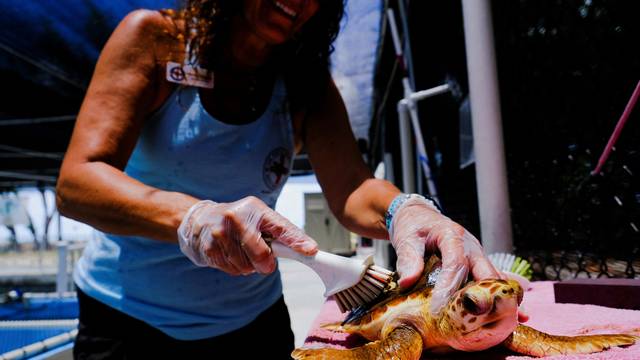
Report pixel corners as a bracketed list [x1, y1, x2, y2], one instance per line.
[263, 147, 291, 191]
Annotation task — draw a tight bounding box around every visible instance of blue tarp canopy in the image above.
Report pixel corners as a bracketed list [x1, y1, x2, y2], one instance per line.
[0, 0, 175, 190]
[2, 0, 175, 101]
[0, 1, 381, 191]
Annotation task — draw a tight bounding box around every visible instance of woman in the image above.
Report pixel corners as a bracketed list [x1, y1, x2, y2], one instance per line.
[57, 0, 499, 358]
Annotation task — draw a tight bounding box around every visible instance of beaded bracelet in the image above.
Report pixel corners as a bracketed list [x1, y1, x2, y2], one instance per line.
[385, 193, 442, 233]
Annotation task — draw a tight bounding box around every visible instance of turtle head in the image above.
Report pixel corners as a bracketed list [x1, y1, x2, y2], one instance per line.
[439, 278, 523, 352]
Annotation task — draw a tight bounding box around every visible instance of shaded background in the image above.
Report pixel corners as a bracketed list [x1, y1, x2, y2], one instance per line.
[493, 0, 640, 279]
[370, 0, 639, 279]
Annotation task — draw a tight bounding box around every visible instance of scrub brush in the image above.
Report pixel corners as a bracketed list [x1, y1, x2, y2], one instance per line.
[271, 242, 394, 313]
[488, 252, 533, 290]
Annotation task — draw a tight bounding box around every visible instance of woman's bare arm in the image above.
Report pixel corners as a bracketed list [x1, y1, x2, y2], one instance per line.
[56, 10, 197, 242]
[303, 77, 401, 239]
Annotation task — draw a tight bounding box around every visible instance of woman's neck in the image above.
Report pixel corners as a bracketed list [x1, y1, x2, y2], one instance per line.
[227, 16, 273, 71]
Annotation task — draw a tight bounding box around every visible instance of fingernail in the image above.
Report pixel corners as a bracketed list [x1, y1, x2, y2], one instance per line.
[302, 243, 317, 254]
[398, 263, 417, 278]
[397, 269, 419, 289]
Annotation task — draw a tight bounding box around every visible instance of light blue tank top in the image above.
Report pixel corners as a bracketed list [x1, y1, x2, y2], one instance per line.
[74, 78, 295, 340]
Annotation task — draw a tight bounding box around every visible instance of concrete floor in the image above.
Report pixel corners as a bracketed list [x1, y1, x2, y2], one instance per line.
[279, 258, 326, 347]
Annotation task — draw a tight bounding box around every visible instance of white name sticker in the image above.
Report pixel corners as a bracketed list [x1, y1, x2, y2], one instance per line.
[166, 61, 214, 88]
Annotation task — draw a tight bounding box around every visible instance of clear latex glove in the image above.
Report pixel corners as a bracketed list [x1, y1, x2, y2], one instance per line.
[178, 197, 318, 275]
[389, 196, 500, 316]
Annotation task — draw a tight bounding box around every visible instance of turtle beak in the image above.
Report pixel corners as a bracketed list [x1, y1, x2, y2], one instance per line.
[462, 293, 492, 315]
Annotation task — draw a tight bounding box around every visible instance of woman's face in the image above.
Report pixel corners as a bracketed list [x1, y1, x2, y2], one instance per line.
[243, 0, 320, 44]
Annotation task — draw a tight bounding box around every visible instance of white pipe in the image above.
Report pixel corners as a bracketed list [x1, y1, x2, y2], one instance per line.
[0, 329, 77, 360]
[461, 0, 513, 254]
[0, 320, 78, 329]
[410, 84, 451, 102]
[387, 9, 404, 62]
[23, 291, 76, 299]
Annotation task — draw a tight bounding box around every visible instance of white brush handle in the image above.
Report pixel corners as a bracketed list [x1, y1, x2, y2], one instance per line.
[271, 242, 373, 297]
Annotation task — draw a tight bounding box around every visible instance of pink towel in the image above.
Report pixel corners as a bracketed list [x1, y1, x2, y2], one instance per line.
[303, 281, 640, 359]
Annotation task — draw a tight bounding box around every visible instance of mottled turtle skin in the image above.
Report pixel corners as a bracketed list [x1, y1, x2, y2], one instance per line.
[293, 256, 637, 359]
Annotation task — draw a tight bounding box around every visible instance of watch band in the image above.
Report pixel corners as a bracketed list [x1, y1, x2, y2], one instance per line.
[385, 193, 442, 232]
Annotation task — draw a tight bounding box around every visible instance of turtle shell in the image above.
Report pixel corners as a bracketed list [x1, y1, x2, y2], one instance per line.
[342, 255, 442, 326]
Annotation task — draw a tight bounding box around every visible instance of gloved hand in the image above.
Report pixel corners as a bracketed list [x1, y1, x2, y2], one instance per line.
[178, 197, 318, 275]
[388, 195, 500, 316]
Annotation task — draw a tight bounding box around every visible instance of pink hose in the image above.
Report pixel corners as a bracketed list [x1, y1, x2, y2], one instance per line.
[592, 80, 640, 175]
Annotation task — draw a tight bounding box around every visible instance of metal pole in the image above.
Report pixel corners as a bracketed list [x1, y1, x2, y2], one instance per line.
[403, 99, 441, 201]
[388, 8, 444, 200]
[57, 211, 62, 241]
[461, 0, 513, 254]
[591, 79, 640, 175]
[397, 0, 416, 90]
[0, 171, 57, 182]
[397, 102, 415, 193]
[0, 115, 76, 126]
[56, 241, 68, 295]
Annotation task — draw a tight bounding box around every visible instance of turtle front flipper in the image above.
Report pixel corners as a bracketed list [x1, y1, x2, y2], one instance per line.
[502, 324, 638, 357]
[291, 325, 423, 360]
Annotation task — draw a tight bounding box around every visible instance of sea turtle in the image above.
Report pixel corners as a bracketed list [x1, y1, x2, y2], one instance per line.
[292, 256, 637, 359]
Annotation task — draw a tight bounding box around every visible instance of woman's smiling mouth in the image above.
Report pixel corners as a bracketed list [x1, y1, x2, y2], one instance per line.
[272, 0, 299, 19]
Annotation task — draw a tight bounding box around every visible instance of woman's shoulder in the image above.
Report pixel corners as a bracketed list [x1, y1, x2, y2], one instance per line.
[115, 9, 182, 40]
[96, 9, 185, 110]
[108, 9, 186, 66]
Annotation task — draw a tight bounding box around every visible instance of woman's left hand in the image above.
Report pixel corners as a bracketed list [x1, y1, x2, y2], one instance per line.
[388, 195, 501, 316]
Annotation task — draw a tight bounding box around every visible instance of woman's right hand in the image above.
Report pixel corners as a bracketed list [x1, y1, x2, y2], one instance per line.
[177, 197, 318, 275]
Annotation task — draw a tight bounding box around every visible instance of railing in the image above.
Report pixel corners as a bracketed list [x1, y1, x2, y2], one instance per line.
[55, 241, 85, 296]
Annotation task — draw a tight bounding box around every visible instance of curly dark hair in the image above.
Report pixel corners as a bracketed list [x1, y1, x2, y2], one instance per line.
[169, 0, 345, 112]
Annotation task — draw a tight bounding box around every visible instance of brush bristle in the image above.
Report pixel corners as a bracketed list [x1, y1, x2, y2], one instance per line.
[334, 265, 394, 313]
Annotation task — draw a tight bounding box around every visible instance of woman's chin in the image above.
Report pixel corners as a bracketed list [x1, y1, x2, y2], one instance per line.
[254, 23, 294, 45]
